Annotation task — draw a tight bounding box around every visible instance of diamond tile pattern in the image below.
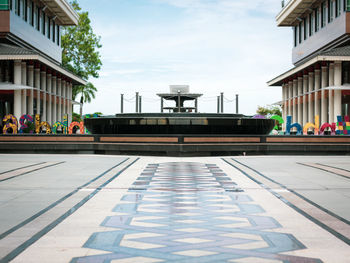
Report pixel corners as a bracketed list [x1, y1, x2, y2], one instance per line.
[72, 162, 322, 263]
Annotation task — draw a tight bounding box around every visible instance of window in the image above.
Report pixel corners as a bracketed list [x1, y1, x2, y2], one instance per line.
[23, 0, 27, 21]
[52, 21, 55, 42]
[309, 12, 313, 36]
[41, 11, 45, 35]
[299, 23, 302, 43]
[336, 0, 342, 16]
[15, 0, 19, 15]
[303, 18, 307, 40]
[29, 0, 33, 25]
[328, 0, 334, 22]
[294, 26, 297, 47]
[315, 8, 320, 32]
[57, 25, 60, 46]
[47, 17, 51, 39]
[37, 7, 40, 31]
[0, 0, 9, 10]
[321, 2, 326, 27]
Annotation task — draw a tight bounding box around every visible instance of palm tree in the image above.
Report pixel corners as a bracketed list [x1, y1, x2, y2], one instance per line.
[73, 82, 97, 116]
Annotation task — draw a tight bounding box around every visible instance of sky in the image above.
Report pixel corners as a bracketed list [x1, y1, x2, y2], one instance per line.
[76, 0, 293, 116]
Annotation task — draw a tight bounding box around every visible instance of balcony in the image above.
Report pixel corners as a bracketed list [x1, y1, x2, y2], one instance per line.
[277, 0, 317, 26]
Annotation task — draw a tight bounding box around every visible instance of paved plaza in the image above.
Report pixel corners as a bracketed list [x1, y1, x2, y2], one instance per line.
[0, 155, 349, 262]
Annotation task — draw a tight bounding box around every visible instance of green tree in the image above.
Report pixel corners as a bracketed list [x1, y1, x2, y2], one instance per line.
[61, 0, 102, 115]
[256, 105, 282, 117]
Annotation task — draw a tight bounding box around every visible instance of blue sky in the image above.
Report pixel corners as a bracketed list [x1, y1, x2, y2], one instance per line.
[77, 0, 293, 115]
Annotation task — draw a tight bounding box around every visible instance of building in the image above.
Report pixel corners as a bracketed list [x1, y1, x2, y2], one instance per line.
[268, 0, 350, 130]
[0, 0, 86, 126]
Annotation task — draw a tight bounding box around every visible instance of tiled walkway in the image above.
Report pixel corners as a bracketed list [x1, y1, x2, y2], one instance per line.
[0, 155, 350, 262]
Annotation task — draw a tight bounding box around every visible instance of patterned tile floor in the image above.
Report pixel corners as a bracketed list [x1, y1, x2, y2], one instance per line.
[71, 162, 321, 263]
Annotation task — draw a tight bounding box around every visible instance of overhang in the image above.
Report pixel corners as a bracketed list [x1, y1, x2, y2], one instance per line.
[0, 83, 33, 90]
[277, 0, 318, 26]
[41, 0, 79, 26]
[268, 56, 350, 87]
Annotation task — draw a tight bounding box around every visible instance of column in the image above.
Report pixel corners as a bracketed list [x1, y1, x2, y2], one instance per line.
[314, 67, 321, 119]
[34, 67, 41, 115]
[297, 76, 303, 124]
[321, 65, 328, 124]
[52, 75, 57, 124]
[308, 71, 314, 123]
[27, 65, 34, 115]
[41, 69, 47, 120]
[334, 61, 342, 120]
[68, 82, 72, 124]
[293, 78, 297, 122]
[47, 72, 52, 124]
[14, 60, 22, 120]
[288, 80, 293, 117]
[303, 72, 308, 125]
[62, 80, 66, 116]
[282, 84, 287, 131]
[21, 62, 27, 116]
[329, 63, 335, 123]
[57, 78, 62, 121]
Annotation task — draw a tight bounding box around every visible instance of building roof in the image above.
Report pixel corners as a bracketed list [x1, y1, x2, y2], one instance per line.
[0, 43, 86, 86]
[0, 43, 36, 56]
[276, 0, 316, 26]
[267, 45, 350, 87]
[157, 93, 203, 101]
[41, 0, 79, 26]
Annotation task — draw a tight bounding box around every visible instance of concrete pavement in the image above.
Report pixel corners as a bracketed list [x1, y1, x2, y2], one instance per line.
[0, 154, 349, 262]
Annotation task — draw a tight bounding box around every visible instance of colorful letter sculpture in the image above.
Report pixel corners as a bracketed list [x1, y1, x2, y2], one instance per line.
[2, 114, 18, 134]
[68, 121, 85, 134]
[285, 116, 302, 135]
[270, 115, 284, 130]
[19, 114, 34, 134]
[320, 123, 336, 135]
[35, 114, 52, 134]
[336, 116, 350, 135]
[303, 115, 319, 135]
[52, 115, 68, 134]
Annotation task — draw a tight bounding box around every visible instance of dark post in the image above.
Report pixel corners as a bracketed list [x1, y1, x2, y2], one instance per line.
[136, 92, 139, 113]
[161, 97, 164, 113]
[195, 98, 198, 113]
[236, 94, 239, 114]
[220, 92, 224, 113]
[139, 96, 142, 113]
[217, 96, 220, 113]
[178, 91, 181, 113]
[121, 94, 124, 113]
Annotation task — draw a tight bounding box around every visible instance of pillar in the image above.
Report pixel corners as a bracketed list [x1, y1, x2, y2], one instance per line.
[303, 73, 308, 125]
[13, 60, 22, 120]
[288, 80, 293, 117]
[329, 63, 335, 123]
[47, 73, 52, 124]
[21, 62, 27, 115]
[314, 68, 321, 119]
[57, 78, 62, 121]
[27, 65, 34, 115]
[334, 61, 342, 120]
[52, 75, 57, 124]
[62, 80, 66, 115]
[41, 69, 46, 120]
[34, 67, 40, 115]
[297, 76, 303, 124]
[308, 71, 314, 123]
[68, 82, 72, 124]
[293, 79, 297, 122]
[321, 65, 328, 124]
[282, 84, 287, 131]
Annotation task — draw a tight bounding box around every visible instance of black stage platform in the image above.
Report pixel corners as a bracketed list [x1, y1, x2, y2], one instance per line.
[1, 134, 350, 156]
[84, 113, 275, 135]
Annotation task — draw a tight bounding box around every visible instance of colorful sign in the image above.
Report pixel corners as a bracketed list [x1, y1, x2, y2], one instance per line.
[2, 114, 85, 135]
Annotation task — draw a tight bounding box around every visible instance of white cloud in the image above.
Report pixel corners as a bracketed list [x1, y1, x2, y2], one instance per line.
[81, 0, 292, 115]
